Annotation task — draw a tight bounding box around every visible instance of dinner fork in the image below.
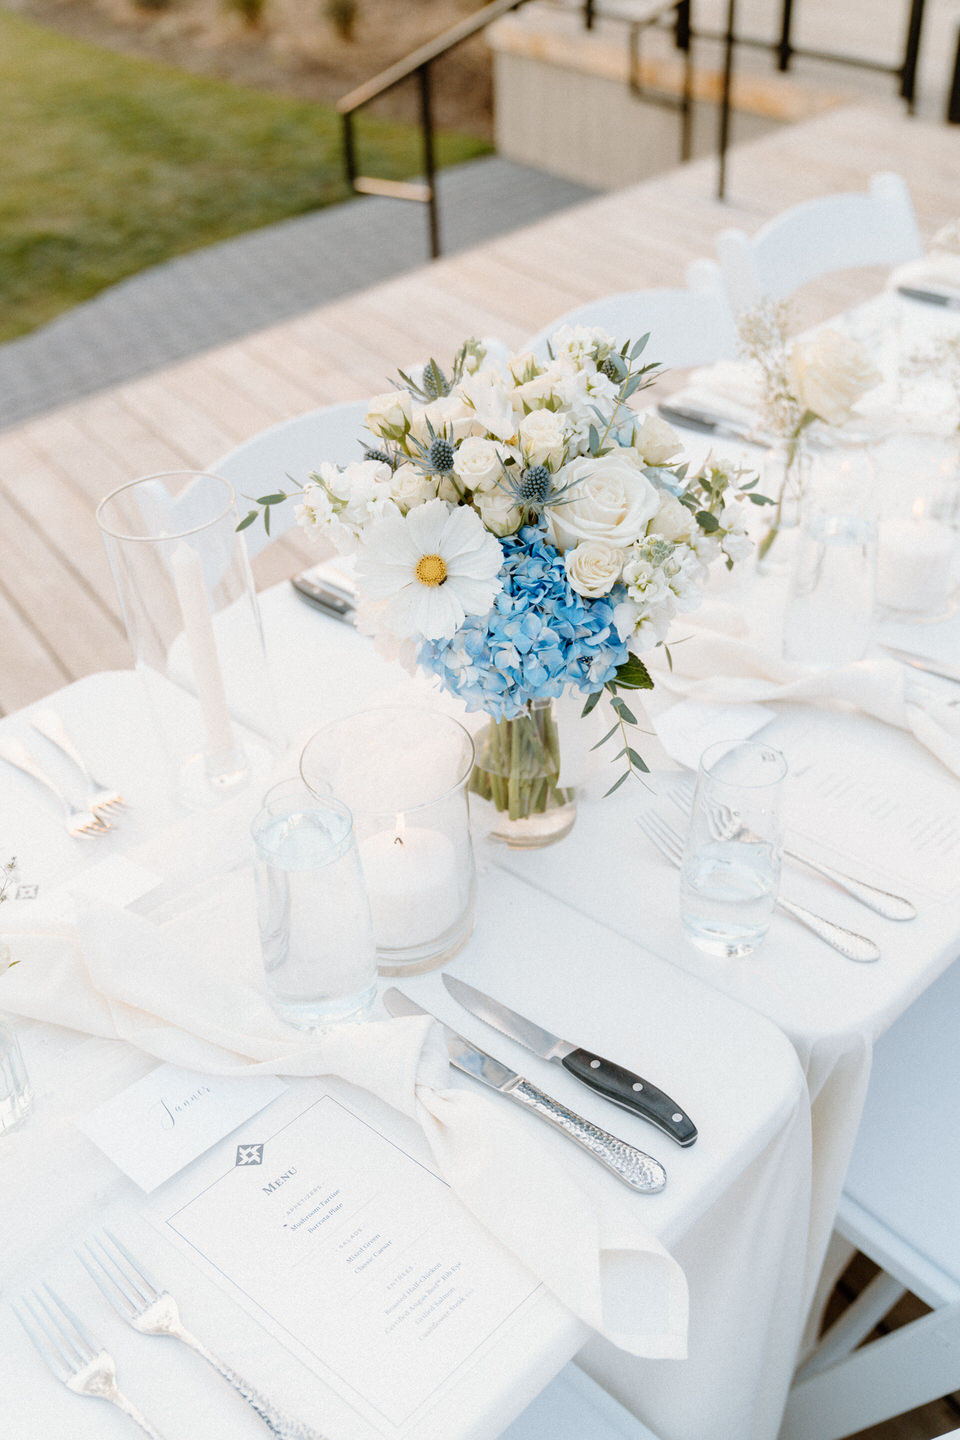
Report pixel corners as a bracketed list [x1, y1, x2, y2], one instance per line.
[79, 1232, 329, 1440]
[14, 1285, 167, 1438]
[635, 808, 881, 962]
[667, 775, 916, 921]
[32, 708, 127, 819]
[0, 736, 110, 838]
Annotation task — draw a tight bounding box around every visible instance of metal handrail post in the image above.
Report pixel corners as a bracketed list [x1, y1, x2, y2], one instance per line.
[777, 0, 795, 72]
[717, 0, 736, 200]
[418, 63, 441, 260]
[900, 0, 926, 110]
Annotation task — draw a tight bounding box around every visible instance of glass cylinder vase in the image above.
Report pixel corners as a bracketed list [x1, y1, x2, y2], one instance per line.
[469, 697, 577, 849]
[756, 431, 811, 574]
[300, 706, 476, 975]
[97, 471, 278, 808]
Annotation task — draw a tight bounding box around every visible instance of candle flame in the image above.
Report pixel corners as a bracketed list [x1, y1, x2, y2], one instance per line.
[393, 813, 406, 847]
[912, 497, 926, 521]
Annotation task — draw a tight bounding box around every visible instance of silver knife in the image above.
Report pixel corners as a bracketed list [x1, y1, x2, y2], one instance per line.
[383, 988, 667, 1193]
[442, 974, 697, 1146]
[657, 402, 763, 445]
[881, 644, 960, 685]
[290, 569, 356, 622]
[896, 285, 960, 311]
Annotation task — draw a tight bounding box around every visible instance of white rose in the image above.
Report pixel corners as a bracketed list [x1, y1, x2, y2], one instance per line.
[518, 408, 566, 467]
[389, 463, 436, 511]
[453, 435, 509, 492]
[632, 413, 682, 466]
[650, 494, 696, 544]
[789, 328, 882, 427]
[476, 490, 523, 537]
[511, 363, 564, 412]
[564, 540, 624, 597]
[365, 390, 412, 440]
[457, 369, 517, 442]
[550, 451, 660, 550]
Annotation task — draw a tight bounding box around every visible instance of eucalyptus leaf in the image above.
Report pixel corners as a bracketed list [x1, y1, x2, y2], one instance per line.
[256, 492, 287, 505]
[604, 771, 630, 798]
[236, 511, 258, 532]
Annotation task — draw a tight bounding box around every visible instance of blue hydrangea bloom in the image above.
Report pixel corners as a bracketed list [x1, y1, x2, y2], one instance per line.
[418, 525, 628, 720]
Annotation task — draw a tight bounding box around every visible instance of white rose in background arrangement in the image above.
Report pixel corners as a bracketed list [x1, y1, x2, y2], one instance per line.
[564, 539, 624, 597]
[789, 328, 882, 427]
[632, 413, 682, 466]
[550, 451, 660, 551]
[389, 463, 437, 512]
[453, 435, 511, 492]
[365, 389, 412, 440]
[410, 393, 475, 444]
[511, 363, 565, 412]
[476, 489, 523, 537]
[518, 407, 566, 467]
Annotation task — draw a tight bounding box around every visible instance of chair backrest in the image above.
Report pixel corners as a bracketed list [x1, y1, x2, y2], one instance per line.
[209, 398, 370, 560]
[715, 172, 923, 311]
[523, 259, 737, 370]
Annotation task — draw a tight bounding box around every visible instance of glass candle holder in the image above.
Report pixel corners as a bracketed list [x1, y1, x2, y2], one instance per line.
[680, 740, 788, 960]
[874, 430, 959, 619]
[300, 707, 476, 975]
[251, 780, 378, 1029]
[97, 472, 278, 808]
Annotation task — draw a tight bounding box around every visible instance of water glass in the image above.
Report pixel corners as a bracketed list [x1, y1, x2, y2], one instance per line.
[0, 1015, 33, 1134]
[251, 780, 378, 1029]
[680, 741, 788, 959]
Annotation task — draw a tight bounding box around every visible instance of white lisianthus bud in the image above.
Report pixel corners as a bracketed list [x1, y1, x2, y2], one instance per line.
[632, 413, 682, 466]
[564, 539, 624, 597]
[789, 328, 882, 427]
[365, 390, 412, 440]
[518, 407, 567, 467]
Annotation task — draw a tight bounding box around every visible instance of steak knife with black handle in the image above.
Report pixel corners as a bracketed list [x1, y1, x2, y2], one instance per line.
[442, 975, 697, 1146]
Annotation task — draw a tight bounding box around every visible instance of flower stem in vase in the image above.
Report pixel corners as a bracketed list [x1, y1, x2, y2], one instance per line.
[470, 699, 577, 848]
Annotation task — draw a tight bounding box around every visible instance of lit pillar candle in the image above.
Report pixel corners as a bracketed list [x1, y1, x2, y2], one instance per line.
[877, 502, 955, 616]
[170, 542, 236, 755]
[358, 816, 461, 951]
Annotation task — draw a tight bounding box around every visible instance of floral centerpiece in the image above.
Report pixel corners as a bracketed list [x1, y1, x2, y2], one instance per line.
[242, 328, 766, 845]
[737, 301, 882, 560]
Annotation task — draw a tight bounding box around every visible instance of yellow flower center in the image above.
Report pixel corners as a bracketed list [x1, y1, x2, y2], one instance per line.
[415, 553, 447, 587]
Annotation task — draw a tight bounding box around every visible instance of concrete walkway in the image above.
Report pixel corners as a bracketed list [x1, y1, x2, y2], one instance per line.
[0, 156, 596, 432]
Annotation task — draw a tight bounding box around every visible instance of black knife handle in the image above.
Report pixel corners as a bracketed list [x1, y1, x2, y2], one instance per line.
[561, 1049, 697, 1146]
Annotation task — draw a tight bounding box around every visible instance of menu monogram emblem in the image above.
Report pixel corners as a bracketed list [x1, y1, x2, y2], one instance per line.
[236, 1143, 264, 1167]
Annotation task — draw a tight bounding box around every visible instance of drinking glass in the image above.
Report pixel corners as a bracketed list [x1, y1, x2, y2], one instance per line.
[97, 471, 278, 808]
[300, 707, 476, 975]
[0, 1015, 33, 1134]
[251, 780, 378, 1029]
[680, 740, 788, 959]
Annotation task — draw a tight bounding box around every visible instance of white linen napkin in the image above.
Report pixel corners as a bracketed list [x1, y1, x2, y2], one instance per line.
[0, 840, 687, 1360]
[645, 604, 960, 780]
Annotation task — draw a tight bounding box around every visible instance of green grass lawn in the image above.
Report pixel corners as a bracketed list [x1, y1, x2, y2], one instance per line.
[0, 11, 490, 343]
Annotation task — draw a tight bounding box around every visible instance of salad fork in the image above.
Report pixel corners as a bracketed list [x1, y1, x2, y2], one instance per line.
[14, 1285, 167, 1438]
[80, 1231, 329, 1440]
[31, 708, 127, 819]
[0, 736, 110, 838]
[635, 808, 881, 962]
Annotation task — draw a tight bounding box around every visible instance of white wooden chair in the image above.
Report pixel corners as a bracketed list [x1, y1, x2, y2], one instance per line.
[523, 259, 737, 370]
[499, 1361, 660, 1439]
[779, 957, 960, 1440]
[209, 398, 370, 561]
[715, 172, 923, 311]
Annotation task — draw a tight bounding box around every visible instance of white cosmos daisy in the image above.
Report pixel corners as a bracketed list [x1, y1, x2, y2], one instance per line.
[355, 498, 503, 641]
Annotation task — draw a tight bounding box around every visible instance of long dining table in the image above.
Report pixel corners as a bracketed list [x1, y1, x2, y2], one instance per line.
[2, 99, 960, 1440]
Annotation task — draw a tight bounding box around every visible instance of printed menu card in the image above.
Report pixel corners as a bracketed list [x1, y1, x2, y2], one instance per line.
[153, 1081, 542, 1432]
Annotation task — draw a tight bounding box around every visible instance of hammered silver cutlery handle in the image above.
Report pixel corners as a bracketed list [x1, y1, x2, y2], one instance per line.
[784, 848, 916, 921]
[68, 1367, 168, 1440]
[173, 1323, 329, 1440]
[777, 897, 880, 962]
[509, 1079, 666, 1192]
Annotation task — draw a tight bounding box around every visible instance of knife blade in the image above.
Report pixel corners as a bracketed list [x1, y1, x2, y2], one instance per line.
[290, 568, 357, 622]
[383, 988, 666, 1193]
[896, 285, 960, 311]
[442, 975, 697, 1146]
[657, 402, 763, 445]
[881, 644, 960, 685]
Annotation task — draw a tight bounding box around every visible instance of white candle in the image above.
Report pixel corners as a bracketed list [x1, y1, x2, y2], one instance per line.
[358, 819, 461, 951]
[170, 542, 236, 755]
[876, 513, 954, 615]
